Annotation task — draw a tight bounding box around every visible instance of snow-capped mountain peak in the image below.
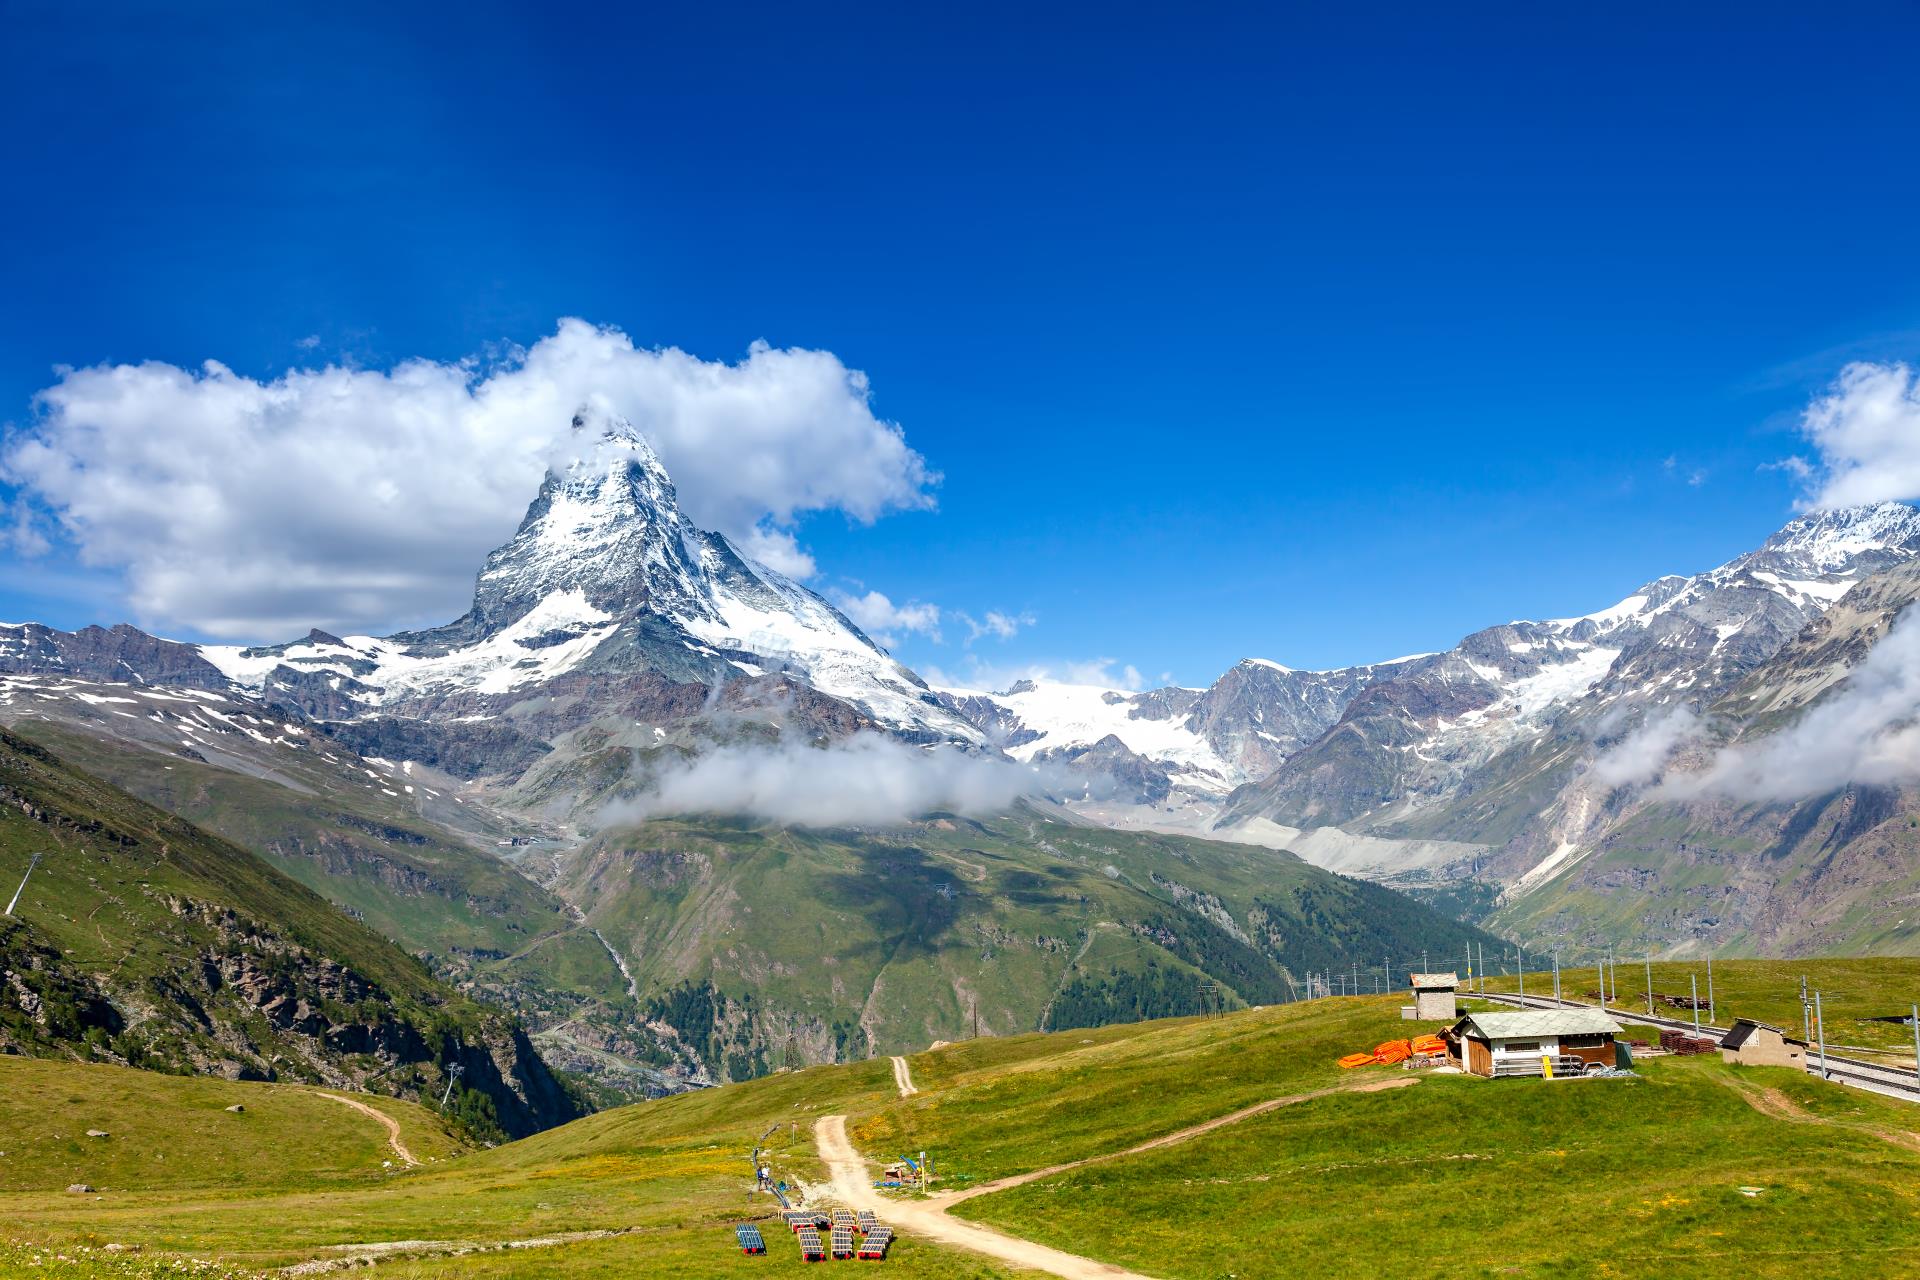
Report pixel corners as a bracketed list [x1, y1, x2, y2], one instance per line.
[196, 417, 977, 746]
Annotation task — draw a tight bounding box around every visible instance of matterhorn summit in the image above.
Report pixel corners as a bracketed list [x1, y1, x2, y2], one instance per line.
[193, 415, 979, 757]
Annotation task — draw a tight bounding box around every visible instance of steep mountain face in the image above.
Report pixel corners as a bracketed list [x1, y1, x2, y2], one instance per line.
[934, 502, 1920, 958]
[0, 728, 582, 1138]
[1220, 503, 1920, 848]
[937, 656, 1423, 810]
[562, 806, 1500, 1068]
[1488, 553, 1920, 957]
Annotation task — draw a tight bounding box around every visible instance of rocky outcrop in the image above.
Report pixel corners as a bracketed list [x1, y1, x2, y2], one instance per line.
[0, 623, 230, 690]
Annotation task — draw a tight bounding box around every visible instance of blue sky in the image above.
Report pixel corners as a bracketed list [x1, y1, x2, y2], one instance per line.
[4, 4, 1920, 688]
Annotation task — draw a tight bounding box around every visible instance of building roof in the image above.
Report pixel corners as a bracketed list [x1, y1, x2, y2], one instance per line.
[1453, 1009, 1621, 1040]
[1410, 972, 1458, 989]
[1721, 1017, 1799, 1049]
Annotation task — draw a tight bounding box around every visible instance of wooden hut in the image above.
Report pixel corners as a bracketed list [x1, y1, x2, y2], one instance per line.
[1448, 1009, 1622, 1078]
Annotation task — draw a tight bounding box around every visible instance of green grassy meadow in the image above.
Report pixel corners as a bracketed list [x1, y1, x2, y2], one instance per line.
[8, 983, 1920, 1278]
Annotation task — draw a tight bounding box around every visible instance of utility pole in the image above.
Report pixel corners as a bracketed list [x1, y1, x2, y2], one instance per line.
[1691, 975, 1701, 1037]
[1646, 956, 1654, 1016]
[1517, 948, 1526, 1004]
[5, 854, 41, 917]
[1911, 1003, 1919, 1084]
[1706, 956, 1715, 1028]
[1552, 953, 1561, 1005]
[1801, 975, 1811, 1044]
[1816, 991, 1828, 1079]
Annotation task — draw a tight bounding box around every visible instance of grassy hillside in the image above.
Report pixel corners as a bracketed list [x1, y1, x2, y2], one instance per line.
[0, 1056, 467, 1192]
[0, 1052, 1021, 1279]
[9, 981, 1920, 1277]
[1488, 782, 1920, 957]
[11, 718, 576, 978]
[954, 1026, 1920, 1277]
[0, 727, 581, 1138]
[1, 709, 688, 1099]
[562, 808, 1502, 1073]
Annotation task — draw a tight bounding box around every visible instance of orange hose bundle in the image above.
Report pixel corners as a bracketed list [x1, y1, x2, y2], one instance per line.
[1410, 1033, 1446, 1055]
[1371, 1039, 1412, 1064]
[1337, 1052, 1376, 1069]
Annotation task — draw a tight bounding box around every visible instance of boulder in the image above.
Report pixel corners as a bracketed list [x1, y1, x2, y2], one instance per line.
[85, 1129, 109, 1138]
[224, 1104, 246, 1113]
[66, 1183, 95, 1193]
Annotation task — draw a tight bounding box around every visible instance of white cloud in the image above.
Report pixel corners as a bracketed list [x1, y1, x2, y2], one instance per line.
[2, 319, 934, 639]
[3, 502, 50, 557]
[959, 609, 1034, 645]
[1791, 361, 1920, 510]
[599, 733, 1040, 828]
[828, 588, 942, 647]
[1664, 604, 1920, 803]
[922, 655, 1150, 693]
[1590, 707, 1700, 791]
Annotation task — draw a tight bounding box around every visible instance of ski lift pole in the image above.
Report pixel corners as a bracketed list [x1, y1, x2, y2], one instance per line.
[1691, 975, 1700, 1037]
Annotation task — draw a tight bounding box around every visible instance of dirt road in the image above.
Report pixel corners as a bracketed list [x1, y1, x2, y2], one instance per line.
[816, 1115, 1153, 1280]
[815, 1074, 1418, 1279]
[891, 1055, 919, 1098]
[316, 1092, 419, 1166]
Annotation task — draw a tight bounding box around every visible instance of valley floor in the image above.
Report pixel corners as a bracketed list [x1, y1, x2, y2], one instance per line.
[10, 972, 1920, 1278]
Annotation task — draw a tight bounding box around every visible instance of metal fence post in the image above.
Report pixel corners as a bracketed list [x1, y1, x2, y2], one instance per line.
[1691, 974, 1700, 1037]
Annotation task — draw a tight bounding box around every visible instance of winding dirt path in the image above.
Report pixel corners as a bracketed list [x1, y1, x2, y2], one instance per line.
[817, 1074, 1419, 1278]
[316, 1092, 419, 1167]
[942, 1074, 1417, 1205]
[1720, 1076, 1920, 1153]
[891, 1055, 919, 1098]
[818, 1115, 1152, 1279]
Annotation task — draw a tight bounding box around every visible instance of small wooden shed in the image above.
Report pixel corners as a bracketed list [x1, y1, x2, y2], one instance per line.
[1719, 1018, 1807, 1069]
[1409, 972, 1458, 1021]
[1448, 1009, 1622, 1077]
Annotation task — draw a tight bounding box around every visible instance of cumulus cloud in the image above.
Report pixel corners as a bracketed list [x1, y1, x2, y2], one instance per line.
[1664, 605, 1920, 802]
[599, 734, 1041, 828]
[1788, 361, 1920, 510]
[2, 319, 933, 638]
[829, 588, 943, 647]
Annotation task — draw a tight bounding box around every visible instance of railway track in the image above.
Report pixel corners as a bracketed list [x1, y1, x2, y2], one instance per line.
[1472, 989, 1920, 1102]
